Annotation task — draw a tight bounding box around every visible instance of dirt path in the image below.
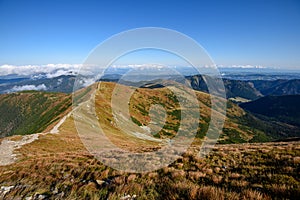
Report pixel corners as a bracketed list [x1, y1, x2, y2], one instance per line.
[50, 112, 72, 134]
[0, 91, 91, 166]
[0, 134, 40, 166]
[0, 108, 74, 166]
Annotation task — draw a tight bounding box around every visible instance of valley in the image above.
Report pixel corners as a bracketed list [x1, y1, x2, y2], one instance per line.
[2, 1, 300, 199]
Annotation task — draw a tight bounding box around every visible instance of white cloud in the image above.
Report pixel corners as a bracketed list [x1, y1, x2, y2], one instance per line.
[111, 64, 168, 69]
[45, 69, 76, 78]
[217, 65, 266, 69]
[0, 63, 270, 80]
[78, 78, 96, 87]
[0, 64, 82, 78]
[9, 84, 47, 92]
[57, 78, 63, 85]
[0, 63, 176, 79]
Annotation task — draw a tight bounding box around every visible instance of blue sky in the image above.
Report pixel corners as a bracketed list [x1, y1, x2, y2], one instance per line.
[0, 0, 299, 68]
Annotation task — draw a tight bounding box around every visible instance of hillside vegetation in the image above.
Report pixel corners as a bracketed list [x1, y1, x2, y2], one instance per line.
[95, 82, 299, 145]
[0, 91, 71, 137]
[1, 82, 299, 143]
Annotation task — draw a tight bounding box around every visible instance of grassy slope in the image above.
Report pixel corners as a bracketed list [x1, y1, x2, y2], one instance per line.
[0, 82, 299, 199]
[0, 116, 299, 199]
[240, 95, 300, 127]
[0, 91, 72, 137]
[0, 82, 296, 143]
[0, 81, 293, 142]
[94, 82, 286, 145]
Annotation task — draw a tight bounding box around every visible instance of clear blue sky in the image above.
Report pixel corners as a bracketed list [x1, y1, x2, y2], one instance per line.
[0, 0, 299, 68]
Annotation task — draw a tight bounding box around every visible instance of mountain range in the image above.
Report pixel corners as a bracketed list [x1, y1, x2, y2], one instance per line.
[1, 80, 299, 143]
[0, 73, 299, 199]
[2, 73, 300, 102]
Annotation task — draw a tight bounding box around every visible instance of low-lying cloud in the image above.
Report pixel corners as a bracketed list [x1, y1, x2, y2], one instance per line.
[9, 84, 47, 92]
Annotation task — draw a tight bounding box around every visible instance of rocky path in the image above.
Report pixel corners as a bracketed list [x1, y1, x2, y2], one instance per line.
[50, 111, 72, 134]
[0, 109, 72, 166]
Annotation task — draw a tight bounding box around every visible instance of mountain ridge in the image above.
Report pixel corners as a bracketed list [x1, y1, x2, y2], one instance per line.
[240, 95, 300, 127]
